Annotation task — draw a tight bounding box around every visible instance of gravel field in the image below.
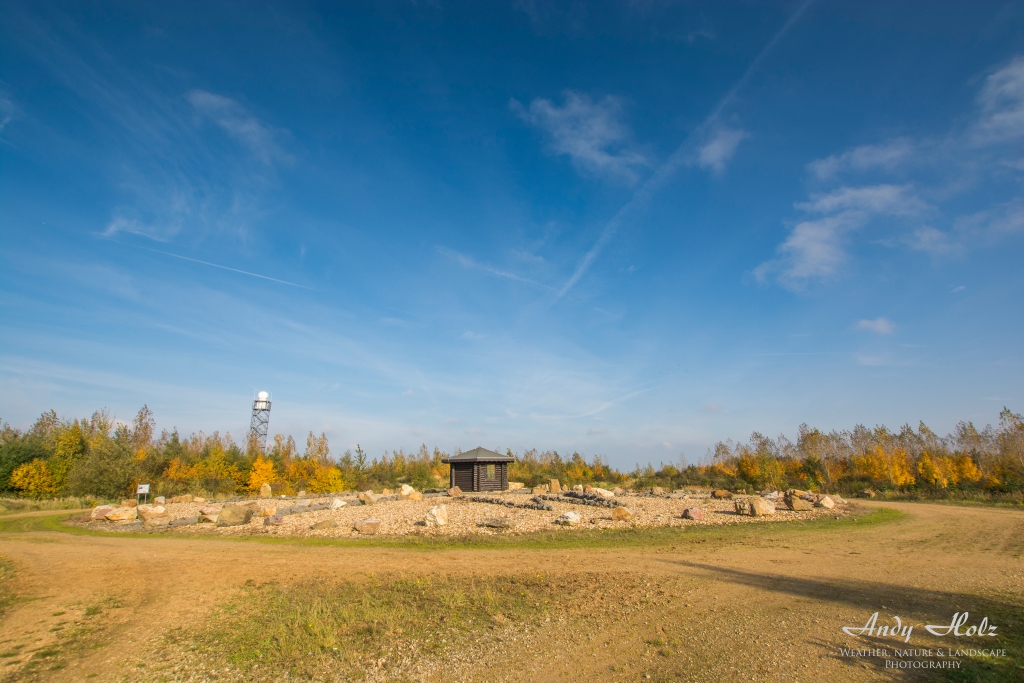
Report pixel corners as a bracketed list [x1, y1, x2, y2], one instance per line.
[88, 490, 847, 537]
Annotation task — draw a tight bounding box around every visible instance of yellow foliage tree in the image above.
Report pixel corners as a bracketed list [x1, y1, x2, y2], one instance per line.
[247, 455, 277, 492]
[853, 445, 916, 487]
[163, 458, 195, 481]
[10, 459, 58, 499]
[917, 452, 947, 488]
[307, 466, 345, 494]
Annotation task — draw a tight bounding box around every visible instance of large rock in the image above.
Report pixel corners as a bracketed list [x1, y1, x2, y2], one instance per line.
[650, 487, 665, 496]
[353, 518, 381, 534]
[216, 504, 254, 527]
[549, 479, 561, 494]
[169, 516, 198, 527]
[120, 499, 138, 508]
[259, 483, 272, 498]
[330, 498, 347, 509]
[311, 520, 336, 530]
[90, 505, 114, 521]
[786, 496, 814, 511]
[611, 487, 624, 495]
[257, 504, 277, 517]
[507, 482, 524, 491]
[832, 495, 847, 505]
[143, 515, 172, 529]
[480, 517, 512, 529]
[682, 508, 703, 521]
[399, 484, 415, 497]
[264, 514, 284, 526]
[553, 511, 581, 526]
[105, 506, 137, 522]
[611, 506, 634, 521]
[424, 505, 448, 527]
[592, 487, 615, 499]
[193, 496, 206, 504]
[734, 500, 751, 515]
[297, 490, 307, 498]
[169, 494, 193, 504]
[711, 489, 733, 499]
[137, 505, 167, 522]
[749, 498, 775, 516]
[816, 495, 836, 509]
[531, 486, 547, 495]
[292, 499, 311, 508]
[447, 486, 463, 498]
[858, 488, 877, 498]
[358, 491, 380, 505]
[153, 496, 166, 505]
[404, 491, 424, 501]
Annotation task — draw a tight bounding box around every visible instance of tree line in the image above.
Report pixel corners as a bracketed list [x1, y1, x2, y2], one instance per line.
[0, 406, 1021, 500]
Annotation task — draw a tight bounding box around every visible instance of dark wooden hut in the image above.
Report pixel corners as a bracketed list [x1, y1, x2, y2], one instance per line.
[441, 447, 514, 492]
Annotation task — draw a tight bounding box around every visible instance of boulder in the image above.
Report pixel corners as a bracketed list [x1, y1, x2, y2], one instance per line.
[786, 496, 814, 511]
[749, 498, 775, 516]
[480, 518, 512, 529]
[404, 491, 424, 501]
[549, 479, 561, 494]
[711, 489, 733, 499]
[143, 515, 172, 529]
[424, 505, 448, 527]
[788, 489, 809, 498]
[507, 482, 524, 491]
[137, 505, 167, 522]
[257, 504, 277, 517]
[578, 485, 589, 493]
[297, 490, 307, 498]
[259, 483, 272, 498]
[292, 499, 311, 508]
[816, 495, 836, 509]
[153, 496, 166, 505]
[171, 494, 194, 504]
[399, 484, 415, 497]
[592, 487, 615, 499]
[216, 504, 254, 527]
[311, 520, 336, 530]
[199, 513, 219, 524]
[553, 511, 581, 526]
[858, 488, 877, 499]
[611, 487, 624, 495]
[199, 505, 222, 515]
[447, 486, 463, 497]
[650, 487, 665, 496]
[734, 500, 751, 515]
[192, 496, 206, 504]
[90, 505, 114, 521]
[105, 506, 137, 522]
[832, 495, 847, 505]
[169, 516, 198, 527]
[264, 514, 284, 526]
[682, 508, 703, 521]
[382, 488, 393, 495]
[531, 486, 547, 495]
[120, 499, 138, 508]
[353, 518, 381, 534]
[611, 506, 634, 521]
[330, 498, 347, 509]
[358, 491, 380, 505]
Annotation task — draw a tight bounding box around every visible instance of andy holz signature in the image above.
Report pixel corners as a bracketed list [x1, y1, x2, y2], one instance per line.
[843, 612, 999, 644]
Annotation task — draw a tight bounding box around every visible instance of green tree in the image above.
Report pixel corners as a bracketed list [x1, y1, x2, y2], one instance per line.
[67, 434, 138, 499]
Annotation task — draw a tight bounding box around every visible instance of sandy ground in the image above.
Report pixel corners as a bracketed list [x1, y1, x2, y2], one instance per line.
[0, 501, 1021, 682]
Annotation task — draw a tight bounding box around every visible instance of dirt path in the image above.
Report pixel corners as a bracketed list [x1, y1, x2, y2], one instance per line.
[1, 502, 1021, 682]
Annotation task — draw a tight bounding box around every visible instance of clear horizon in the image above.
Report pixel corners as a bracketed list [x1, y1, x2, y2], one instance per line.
[1, 1, 1022, 469]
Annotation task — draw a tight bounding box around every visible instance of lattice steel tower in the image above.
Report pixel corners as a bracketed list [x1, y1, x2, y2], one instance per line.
[248, 391, 271, 450]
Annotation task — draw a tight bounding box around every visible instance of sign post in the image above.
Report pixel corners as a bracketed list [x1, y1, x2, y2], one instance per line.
[136, 483, 150, 505]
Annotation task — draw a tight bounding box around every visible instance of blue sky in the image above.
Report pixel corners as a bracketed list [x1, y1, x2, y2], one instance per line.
[1, 1, 1022, 467]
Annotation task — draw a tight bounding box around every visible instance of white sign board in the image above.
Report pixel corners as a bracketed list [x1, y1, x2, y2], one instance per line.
[136, 484, 150, 495]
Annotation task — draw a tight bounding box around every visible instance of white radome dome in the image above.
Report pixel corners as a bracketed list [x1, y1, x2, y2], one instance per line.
[257, 391, 269, 401]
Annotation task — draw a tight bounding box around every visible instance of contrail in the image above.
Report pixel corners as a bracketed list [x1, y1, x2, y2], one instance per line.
[554, 0, 815, 302]
[110, 241, 314, 290]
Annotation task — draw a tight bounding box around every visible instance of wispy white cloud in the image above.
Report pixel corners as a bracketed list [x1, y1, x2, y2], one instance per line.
[187, 90, 292, 165]
[857, 317, 896, 334]
[102, 216, 180, 242]
[587, 427, 608, 435]
[954, 199, 1024, 243]
[756, 185, 927, 289]
[511, 90, 647, 182]
[951, 285, 966, 293]
[436, 246, 554, 290]
[972, 56, 1024, 144]
[696, 126, 747, 174]
[807, 138, 914, 180]
[0, 91, 15, 135]
[905, 226, 960, 256]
